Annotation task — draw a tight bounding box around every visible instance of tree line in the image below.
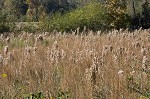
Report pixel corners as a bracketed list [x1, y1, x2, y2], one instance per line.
[0, 0, 150, 32]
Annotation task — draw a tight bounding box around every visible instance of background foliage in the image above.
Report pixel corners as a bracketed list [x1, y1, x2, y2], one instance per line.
[40, 2, 106, 32]
[0, 0, 150, 32]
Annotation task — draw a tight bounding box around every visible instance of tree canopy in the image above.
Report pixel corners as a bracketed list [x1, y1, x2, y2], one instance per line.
[0, 0, 150, 32]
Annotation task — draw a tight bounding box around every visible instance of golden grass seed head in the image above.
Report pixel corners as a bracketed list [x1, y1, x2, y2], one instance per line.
[4, 46, 9, 55]
[6, 37, 10, 42]
[141, 72, 149, 85]
[3, 58, 9, 66]
[118, 47, 126, 55]
[109, 45, 113, 52]
[102, 45, 109, 56]
[91, 63, 97, 72]
[113, 54, 119, 64]
[0, 54, 3, 65]
[118, 70, 124, 77]
[142, 56, 149, 70]
[37, 34, 44, 41]
[134, 41, 140, 48]
[52, 41, 58, 49]
[44, 32, 49, 36]
[107, 34, 111, 40]
[141, 47, 146, 56]
[61, 49, 67, 59]
[33, 46, 37, 51]
[0, 34, 4, 39]
[25, 46, 32, 53]
[33, 46, 38, 55]
[85, 68, 92, 81]
[29, 33, 33, 38]
[130, 70, 135, 76]
[121, 33, 127, 38]
[7, 52, 14, 62]
[97, 30, 101, 35]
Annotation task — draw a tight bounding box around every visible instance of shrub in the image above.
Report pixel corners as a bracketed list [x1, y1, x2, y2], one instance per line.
[41, 2, 107, 32]
[0, 23, 10, 33]
[24, 92, 44, 99]
[0, 14, 10, 33]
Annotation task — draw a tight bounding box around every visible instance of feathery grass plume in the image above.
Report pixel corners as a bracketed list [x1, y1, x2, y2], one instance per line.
[142, 56, 149, 70]
[29, 33, 33, 37]
[0, 54, 3, 66]
[109, 45, 113, 52]
[0, 29, 150, 98]
[118, 70, 124, 77]
[33, 46, 37, 55]
[134, 41, 140, 48]
[117, 47, 126, 56]
[44, 32, 49, 37]
[85, 68, 92, 82]
[52, 41, 58, 50]
[49, 41, 62, 65]
[6, 37, 10, 43]
[37, 34, 44, 41]
[24, 45, 32, 61]
[61, 49, 66, 59]
[97, 30, 101, 35]
[141, 46, 147, 56]
[130, 70, 135, 76]
[113, 54, 119, 64]
[25, 45, 31, 53]
[102, 45, 109, 57]
[4, 46, 9, 55]
[28, 33, 33, 40]
[0, 34, 4, 40]
[3, 57, 9, 66]
[7, 52, 14, 62]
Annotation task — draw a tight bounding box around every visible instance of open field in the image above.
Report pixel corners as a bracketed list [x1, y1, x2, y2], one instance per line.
[0, 29, 150, 99]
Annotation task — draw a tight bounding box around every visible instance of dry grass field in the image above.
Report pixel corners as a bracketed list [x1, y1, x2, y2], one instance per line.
[0, 29, 150, 99]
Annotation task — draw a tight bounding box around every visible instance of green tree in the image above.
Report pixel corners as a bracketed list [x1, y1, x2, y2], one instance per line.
[0, 14, 10, 33]
[104, 0, 130, 29]
[1, 0, 14, 21]
[1, 0, 28, 21]
[141, 0, 150, 28]
[26, 0, 41, 21]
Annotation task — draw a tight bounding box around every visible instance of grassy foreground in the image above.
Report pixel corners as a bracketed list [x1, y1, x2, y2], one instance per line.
[0, 29, 150, 99]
